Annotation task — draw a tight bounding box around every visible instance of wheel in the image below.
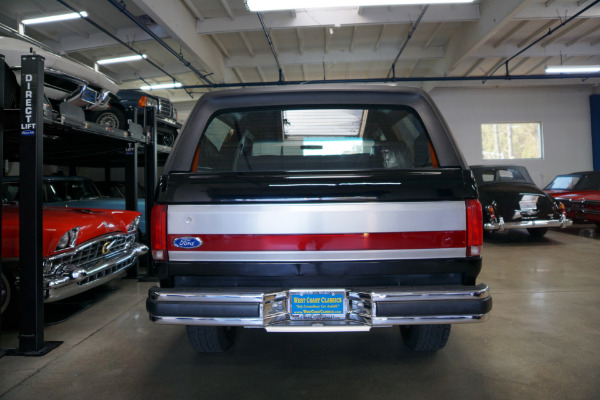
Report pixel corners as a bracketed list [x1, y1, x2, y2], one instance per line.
[92, 108, 126, 130]
[1, 270, 18, 323]
[186, 326, 236, 353]
[157, 127, 177, 147]
[527, 228, 548, 238]
[3, 63, 20, 108]
[400, 324, 451, 351]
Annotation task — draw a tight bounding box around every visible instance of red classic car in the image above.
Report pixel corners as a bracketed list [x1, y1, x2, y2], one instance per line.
[543, 171, 600, 224]
[1, 204, 148, 319]
[554, 192, 600, 226]
[544, 171, 600, 197]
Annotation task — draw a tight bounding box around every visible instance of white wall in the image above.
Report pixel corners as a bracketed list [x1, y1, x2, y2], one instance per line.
[430, 86, 594, 188]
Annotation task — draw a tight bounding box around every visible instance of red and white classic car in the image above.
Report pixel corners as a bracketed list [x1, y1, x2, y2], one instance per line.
[1, 204, 148, 319]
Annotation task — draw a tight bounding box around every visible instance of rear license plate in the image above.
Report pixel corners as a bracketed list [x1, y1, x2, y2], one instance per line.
[290, 290, 346, 320]
[519, 200, 537, 210]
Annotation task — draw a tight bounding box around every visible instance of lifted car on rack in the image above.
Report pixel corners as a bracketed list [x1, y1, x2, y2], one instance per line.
[1, 36, 118, 113]
[86, 89, 182, 147]
[145, 85, 492, 353]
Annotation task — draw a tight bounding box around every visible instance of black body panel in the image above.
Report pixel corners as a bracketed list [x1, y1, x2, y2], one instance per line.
[158, 169, 476, 204]
[156, 257, 483, 288]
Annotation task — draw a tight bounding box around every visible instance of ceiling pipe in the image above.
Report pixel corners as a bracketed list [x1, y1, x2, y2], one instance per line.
[173, 73, 600, 89]
[105, 0, 215, 87]
[387, 5, 429, 80]
[55, 0, 195, 98]
[257, 12, 284, 82]
[485, 0, 600, 82]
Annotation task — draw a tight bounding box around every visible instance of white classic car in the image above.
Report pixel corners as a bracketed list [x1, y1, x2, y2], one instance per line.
[1, 35, 119, 111]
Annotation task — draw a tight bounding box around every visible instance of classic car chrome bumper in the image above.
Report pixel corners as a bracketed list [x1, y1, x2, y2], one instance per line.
[146, 284, 492, 332]
[484, 214, 572, 232]
[43, 241, 148, 302]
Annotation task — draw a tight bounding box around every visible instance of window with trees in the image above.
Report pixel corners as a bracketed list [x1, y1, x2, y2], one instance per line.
[481, 122, 543, 160]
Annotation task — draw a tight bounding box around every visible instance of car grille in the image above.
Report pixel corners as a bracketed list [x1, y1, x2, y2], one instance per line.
[44, 232, 136, 276]
[157, 97, 173, 119]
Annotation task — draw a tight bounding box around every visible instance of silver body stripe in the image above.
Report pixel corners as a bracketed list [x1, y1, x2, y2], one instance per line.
[167, 202, 466, 235]
[169, 248, 466, 262]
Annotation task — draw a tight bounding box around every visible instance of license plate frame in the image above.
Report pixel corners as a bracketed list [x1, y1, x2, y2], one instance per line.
[519, 200, 537, 211]
[289, 289, 347, 320]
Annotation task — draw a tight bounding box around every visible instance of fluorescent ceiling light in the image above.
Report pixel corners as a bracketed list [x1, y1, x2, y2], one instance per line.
[22, 11, 88, 25]
[140, 82, 183, 90]
[97, 54, 147, 65]
[545, 65, 600, 74]
[246, 0, 473, 11]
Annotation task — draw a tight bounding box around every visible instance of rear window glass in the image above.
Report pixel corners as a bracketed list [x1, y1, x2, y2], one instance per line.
[472, 167, 532, 186]
[193, 107, 437, 173]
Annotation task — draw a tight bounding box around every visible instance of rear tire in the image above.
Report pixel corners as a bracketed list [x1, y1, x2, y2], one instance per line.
[3, 63, 20, 108]
[400, 324, 451, 351]
[186, 326, 236, 353]
[527, 228, 548, 238]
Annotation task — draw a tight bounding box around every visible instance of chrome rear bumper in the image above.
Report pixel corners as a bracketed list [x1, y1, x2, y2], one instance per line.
[146, 284, 492, 332]
[484, 214, 572, 232]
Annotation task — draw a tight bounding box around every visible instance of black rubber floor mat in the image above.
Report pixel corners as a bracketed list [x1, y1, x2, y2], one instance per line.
[44, 285, 116, 325]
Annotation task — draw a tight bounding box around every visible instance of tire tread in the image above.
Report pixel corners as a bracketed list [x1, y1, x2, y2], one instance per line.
[401, 324, 451, 352]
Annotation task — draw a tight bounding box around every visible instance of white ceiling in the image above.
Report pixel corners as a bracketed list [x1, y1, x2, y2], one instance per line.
[1, 0, 599, 104]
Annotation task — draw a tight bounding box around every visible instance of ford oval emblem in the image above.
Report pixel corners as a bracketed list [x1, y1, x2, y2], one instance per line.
[173, 237, 203, 249]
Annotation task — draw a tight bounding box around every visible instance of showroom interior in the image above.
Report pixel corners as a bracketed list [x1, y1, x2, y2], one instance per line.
[1, 0, 600, 398]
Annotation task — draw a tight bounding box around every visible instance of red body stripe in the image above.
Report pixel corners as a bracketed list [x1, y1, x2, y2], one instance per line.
[168, 231, 466, 252]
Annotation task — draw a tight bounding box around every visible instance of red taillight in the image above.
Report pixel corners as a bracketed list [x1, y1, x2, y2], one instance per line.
[151, 204, 168, 261]
[466, 199, 483, 257]
[138, 95, 148, 108]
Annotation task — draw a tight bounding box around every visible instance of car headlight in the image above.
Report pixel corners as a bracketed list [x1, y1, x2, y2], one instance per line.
[128, 216, 141, 232]
[55, 227, 80, 251]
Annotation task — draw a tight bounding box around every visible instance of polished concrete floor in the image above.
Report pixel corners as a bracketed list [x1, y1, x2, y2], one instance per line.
[1, 227, 600, 399]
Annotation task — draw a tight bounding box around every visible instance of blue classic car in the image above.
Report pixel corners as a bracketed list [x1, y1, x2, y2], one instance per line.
[2, 176, 147, 235]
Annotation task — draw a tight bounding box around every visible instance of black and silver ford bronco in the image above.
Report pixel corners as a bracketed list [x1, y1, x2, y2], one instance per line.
[146, 85, 492, 353]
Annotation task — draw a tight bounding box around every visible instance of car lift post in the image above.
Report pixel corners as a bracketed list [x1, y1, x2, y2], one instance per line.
[16, 54, 61, 356]
[125, 140, 139, 277]
[144, 107, 157, 278]
[0, 55, 5, 352]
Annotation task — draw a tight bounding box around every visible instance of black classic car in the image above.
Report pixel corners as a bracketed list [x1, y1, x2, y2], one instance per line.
[86, 89, 182, 147]
[471, 165, 572, 237]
